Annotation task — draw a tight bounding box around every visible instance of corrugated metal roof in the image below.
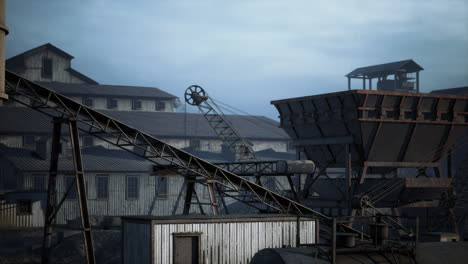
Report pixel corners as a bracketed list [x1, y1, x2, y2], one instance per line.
[0, 107, 289, 140]
[346, 59, 424, 78]
[0, 144, 152, 173]
[38, 82, 177, 99]
[431, 87, 468, 95]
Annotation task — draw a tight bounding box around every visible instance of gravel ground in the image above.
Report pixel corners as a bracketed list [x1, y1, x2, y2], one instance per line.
[0, 229, 121, 264]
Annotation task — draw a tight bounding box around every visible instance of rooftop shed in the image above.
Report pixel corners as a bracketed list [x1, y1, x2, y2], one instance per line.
[121, 214, 318, 264]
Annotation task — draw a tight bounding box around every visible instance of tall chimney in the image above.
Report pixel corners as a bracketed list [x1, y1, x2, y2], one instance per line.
[0, 0, 9, 102]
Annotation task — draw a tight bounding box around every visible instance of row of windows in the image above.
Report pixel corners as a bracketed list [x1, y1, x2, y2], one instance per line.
[32, 175, 168, 200]
[82, 97, 166, 111]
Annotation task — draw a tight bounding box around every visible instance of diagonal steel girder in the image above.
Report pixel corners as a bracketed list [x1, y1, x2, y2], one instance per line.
[4, 70, 367, 239]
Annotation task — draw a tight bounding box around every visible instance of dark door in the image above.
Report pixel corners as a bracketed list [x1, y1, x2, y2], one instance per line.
[173, 235, 199, 264]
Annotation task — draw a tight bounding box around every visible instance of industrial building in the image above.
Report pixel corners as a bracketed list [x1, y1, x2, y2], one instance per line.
[0, 2, 467, 263]
[0, 44, 294, 228]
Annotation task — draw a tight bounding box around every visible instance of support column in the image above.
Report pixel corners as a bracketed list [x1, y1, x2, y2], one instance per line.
[345, 144, 352, 214]
[416, 71, 420, 93]
[68, 119, 96, 264]
[369, 78, 372, 90]
[447, 150, 452, 178]
[362, 77, 366, 90]
[206, 181, 219, 215]
[0, 0, 9, 102]
[183, 177, 195, 215]
[41, 118, 62, 264]
[348, 77, 351, 91]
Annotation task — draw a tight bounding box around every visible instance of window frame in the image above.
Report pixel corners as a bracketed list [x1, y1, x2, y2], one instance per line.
[16, 199, 33, 215]
[190, 139, 201, 150]
[126, 176, 139, 200]
[156, 101, 166, 111]
[107, 97, 118, 109]
[132, 99, 142, 110]
[23, 135, 35, 147]
[32, 174, 46, 191]
[65, 175, 77, 200]
[41, 58, 53, 79]
[83, 97, 94, 107]
[155, 176, 168, 200]
[96, 175, 109, 200]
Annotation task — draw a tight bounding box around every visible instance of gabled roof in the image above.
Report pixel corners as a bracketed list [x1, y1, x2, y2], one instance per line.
[0, 107, 290, 140]
[346, 59, 424, 78]
[0, 144, 152, 173]
[6, 43, 98, 84]
[6, 43, 74, 70]
[38, 82, 177, 99]
[65, 68, 99, 85]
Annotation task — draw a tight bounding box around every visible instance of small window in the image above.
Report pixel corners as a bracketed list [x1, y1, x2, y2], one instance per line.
[156, 101, 166, 111]
[65, 176, 77, 199]
[126, 176, 139, 199]
[173, 233, 201, 264]
[287, 141, 296, 152]
[33, 175, 46, 191]
[83, 97, 93, 107]
[83, 136, 93, 147]
[17, 199, 32, 215]
[132, 99, 142, 110]
[155, 176, 168, 199]
[107, 98, 118, 109]
[41, 58, 53, 79]
[23, 135, 35, 147]
[96, 176, 109, 199]
[190, 139, 201, 150]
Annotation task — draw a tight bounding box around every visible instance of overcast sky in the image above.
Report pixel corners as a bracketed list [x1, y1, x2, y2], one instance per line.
[5, 0, 468, 119]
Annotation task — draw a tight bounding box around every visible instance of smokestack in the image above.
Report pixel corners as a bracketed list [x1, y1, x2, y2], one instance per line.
[0, 0, 9, 102]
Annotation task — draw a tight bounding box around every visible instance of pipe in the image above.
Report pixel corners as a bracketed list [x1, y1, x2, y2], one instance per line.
[0, 0, 9, 102]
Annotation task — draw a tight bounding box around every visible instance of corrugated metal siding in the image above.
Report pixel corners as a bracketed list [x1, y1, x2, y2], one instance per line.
[1, 169, 291, 228]
[122, 221, 151, 264]
[150, 220, 316, 264]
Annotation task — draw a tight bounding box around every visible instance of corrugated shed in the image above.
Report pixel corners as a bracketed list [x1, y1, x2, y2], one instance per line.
[122, 216, 317, 264]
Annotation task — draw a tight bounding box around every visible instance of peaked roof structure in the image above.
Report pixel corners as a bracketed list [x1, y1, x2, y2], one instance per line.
[0, 107, 289, 140]
[39, 82, 178, 99]
[6, 43, 99, 84]
[346, 59, 424, 78]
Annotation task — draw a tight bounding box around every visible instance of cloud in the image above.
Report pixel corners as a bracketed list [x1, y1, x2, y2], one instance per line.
[5, 0, 468, 119]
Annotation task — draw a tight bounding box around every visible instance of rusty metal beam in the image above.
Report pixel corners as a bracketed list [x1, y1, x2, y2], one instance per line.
[68, 119, 95, 264]
[41, 118, 62, 264]
[404, 178, 452, 188]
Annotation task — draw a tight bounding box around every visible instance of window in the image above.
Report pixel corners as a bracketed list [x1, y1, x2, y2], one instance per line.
[173, 233, 201, 264]
[155, 176, 168, 199]
[132, 99, 142, 110]
[96, 176, 109, 199]
[126, 176, 139, 199]
[190, 139, 201, 150]
[41, 58, 53, 78]
[83, 97, 93, 107]
[17, 199, 32, 215]
[65, 176, 77, 199]
[83, 136, 93, 147]
[287, 141, 296, 152]
[107, 98, 118, 109]
[33, 175, 46, 191]
[23, 135, 35, 147]
[156, 101, 166, 111]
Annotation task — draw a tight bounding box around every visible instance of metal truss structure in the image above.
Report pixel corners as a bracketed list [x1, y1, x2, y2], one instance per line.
[5, 70, 374, 263]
